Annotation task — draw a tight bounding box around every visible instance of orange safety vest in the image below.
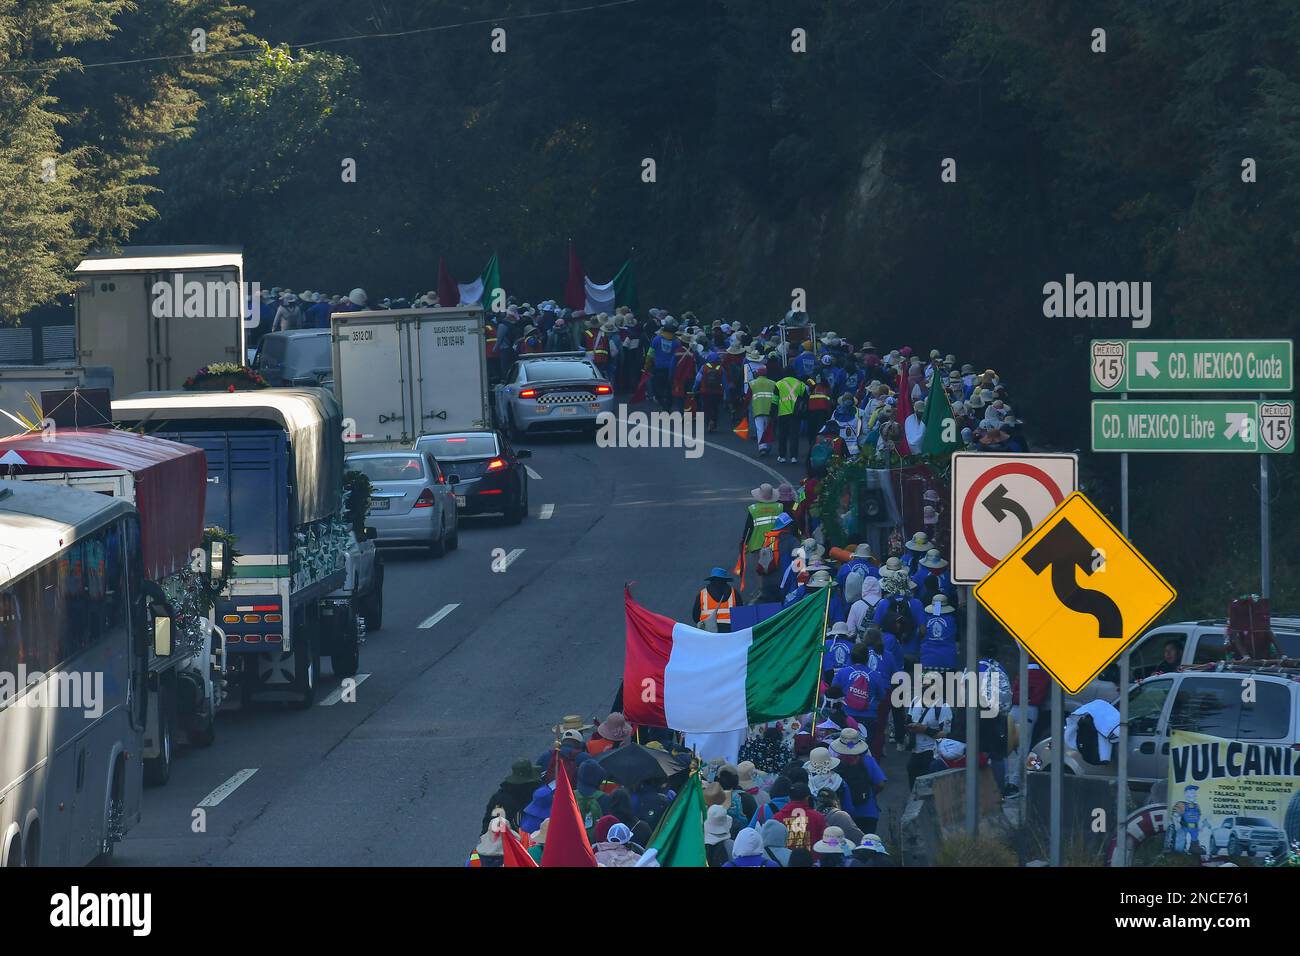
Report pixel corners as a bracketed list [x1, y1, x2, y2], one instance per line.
[584, 329, 610, 365]
[807, 383, 833, 411]
[697, 587, 736, 625]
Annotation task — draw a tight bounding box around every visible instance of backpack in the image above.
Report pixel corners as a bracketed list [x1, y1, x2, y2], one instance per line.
[885, 597, 916, 640]
[844, 568, 865, 604]
[846, 671, 872, 712]
[1075, 712, 1101, 764]
[702, 364, 722, 391]
[756, 542, 778, 575]
[809, 441, 834, 470]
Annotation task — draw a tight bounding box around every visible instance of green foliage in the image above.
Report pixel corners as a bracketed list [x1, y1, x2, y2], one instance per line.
[935, 833, 1019, 867]
[342, 469, 372, 539]
[0, 0, 250, 319]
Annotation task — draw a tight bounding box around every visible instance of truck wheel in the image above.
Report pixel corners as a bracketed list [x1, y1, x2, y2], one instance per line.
[365, 566, 384, 631]
[144, 692, 173, 786]
[332, 617, 360, 678]
[293, 634, 317, 709]
[190, 706, 216, 748]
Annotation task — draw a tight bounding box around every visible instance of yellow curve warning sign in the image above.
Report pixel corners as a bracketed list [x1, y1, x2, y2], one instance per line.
[974, 491, 1176, 695]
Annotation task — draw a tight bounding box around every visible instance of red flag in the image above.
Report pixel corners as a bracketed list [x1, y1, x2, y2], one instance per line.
[894, 375, 913, 456]
[565, 241, 586, 311]
[631, 369, 650, 404]
[501, 824, 539, 868]
[540, 758, 597, 867]
[438, 257, 459, 307]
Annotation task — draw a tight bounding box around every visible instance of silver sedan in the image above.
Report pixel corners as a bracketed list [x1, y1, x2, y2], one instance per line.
[345, 451, 459, 557]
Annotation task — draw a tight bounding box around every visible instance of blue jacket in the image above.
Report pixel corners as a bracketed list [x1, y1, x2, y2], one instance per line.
[919, 612, 959, 669]
[306, 301, 332, 329]
[874, 596, 926, 657]
[650, 334, 678, 370]
[824, 637, 855, 671]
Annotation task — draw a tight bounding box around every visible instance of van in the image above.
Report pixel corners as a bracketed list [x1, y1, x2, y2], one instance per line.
[1068, 618, 1300, 709]
[1029, 665, 1300, 786]
[252, 329, 333, 388]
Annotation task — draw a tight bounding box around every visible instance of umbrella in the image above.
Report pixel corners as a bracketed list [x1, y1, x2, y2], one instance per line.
[596, 743, 689, 790]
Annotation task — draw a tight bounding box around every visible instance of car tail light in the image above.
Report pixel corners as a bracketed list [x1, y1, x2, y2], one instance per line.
[436, 471, 446, 484]
[222, 614, 240, 624]
[243, 634, 262, 644]
[478, 489, 503, 495]
[414, 489, 435, 508]
[243, 614, 261, 623]
[264, 613, 282, 623]
[486, 457, 506, 471]
[595, 383, 612, 395]
[519, 388, 538, 399]
[265, 634, 282, 643]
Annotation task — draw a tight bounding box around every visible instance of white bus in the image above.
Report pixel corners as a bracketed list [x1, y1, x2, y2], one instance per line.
[0, 481, 154, 866]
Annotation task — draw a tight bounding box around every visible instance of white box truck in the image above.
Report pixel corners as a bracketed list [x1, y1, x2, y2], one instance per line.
[0, 365, 114, 433]
[331, 306, 490, 446]
[73, 245, 247, 396]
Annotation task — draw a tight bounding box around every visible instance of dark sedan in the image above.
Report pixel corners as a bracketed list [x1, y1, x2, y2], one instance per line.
[413, 430, 530, 524]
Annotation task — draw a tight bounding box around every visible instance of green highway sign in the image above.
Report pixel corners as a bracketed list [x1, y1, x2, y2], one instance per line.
[1092, 399, 1295, 454]
[1090, 339, 1293, 392]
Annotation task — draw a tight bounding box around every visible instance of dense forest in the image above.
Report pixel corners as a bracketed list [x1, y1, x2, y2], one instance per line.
[2, 0, 1298, 614]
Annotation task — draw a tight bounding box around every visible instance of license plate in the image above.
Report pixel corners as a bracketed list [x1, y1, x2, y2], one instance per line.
[369, 498, 390, 511]
[455, 495, 466, 507]
[558, 406, 578, 415]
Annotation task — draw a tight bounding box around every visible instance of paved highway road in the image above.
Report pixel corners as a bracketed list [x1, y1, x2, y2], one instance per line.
[109, 424, 910, 867]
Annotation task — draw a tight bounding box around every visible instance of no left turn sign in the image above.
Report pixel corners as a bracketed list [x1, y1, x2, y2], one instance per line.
[949, 452, 1079, 584]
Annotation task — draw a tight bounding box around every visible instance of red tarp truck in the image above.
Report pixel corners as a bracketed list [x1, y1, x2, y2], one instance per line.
[0, 429, 225, 785]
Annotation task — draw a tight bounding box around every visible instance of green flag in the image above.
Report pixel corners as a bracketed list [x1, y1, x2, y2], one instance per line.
[612, 257, 639, 314]
[921, 377, 963, 456]
[481, 252, 503, 314]
[646, 768, 707, 867]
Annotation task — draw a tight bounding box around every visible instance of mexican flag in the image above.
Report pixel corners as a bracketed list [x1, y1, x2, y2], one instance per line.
[623, 586, 828, 733]
[583, 257, 639, 315]
[457, 252, 503, 312]
[645, 768, 707, 867]
[921, 377, 962, 456]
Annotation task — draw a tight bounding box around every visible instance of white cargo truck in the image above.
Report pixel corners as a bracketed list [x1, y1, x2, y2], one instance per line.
[0, 365, 114, 434]
[73, 245, 248, 397]
[331, 306, 490, 446]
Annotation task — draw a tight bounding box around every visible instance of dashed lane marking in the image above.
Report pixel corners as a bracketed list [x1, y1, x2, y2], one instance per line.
[319, 673, 371, 706]
[197, 769, 258, 808]
[418, 603, 460, 629]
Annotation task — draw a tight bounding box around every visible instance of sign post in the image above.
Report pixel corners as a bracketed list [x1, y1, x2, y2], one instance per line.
[965, 588, 978, 837]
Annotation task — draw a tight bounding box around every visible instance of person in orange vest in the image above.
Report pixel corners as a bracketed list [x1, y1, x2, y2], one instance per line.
[805, 375, 834, 443]
[694, 351, 725, 431]
[692, 567, 744, 632]
[672, 337, 698, 413]
[485, 318, 501, 383]
[582, 316, 612, 374]
[516, 323, 545, 355]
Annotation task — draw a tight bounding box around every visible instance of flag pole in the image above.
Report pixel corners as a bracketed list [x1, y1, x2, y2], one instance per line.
[809, 586, 833, 737]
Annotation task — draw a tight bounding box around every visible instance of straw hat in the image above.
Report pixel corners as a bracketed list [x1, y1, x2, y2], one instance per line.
[919, 549, 948, 570]
[905, 532, 932, 553]
[751, 483, 778, 502]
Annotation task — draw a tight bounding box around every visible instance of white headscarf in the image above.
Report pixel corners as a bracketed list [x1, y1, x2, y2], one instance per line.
[859, 575, 883, 608]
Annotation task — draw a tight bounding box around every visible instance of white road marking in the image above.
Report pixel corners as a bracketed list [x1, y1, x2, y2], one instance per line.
[418, 603, 460, 629]
[525, 465, 543, 480]
[197, 769, 258, 808]
[319, 673, 371, 706]
[502, 548, 525, 569]
[643, 424, 787, 485]
[539, 503, 555, 519]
